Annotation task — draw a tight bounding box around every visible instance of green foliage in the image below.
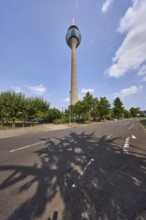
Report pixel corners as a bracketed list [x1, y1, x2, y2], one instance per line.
[53, 118, 67, 124]
[0, 91, 50, 126]
[113, 97, 124, 119]
[105, 113, 112, 120]
[90, 107, 99, 119]
[130, 107, 140, 117]
[141, 119, 146, 129]
[72, 93, 99, 121]
[0, 90, 143, 127]
[98, 97, 110, 118]
[83, 92, 98, 112]
[72, 101, 89, 118]
[0, 91, 26, 126]
[123, 109, 131, 118]
[47, 108, 62, 123]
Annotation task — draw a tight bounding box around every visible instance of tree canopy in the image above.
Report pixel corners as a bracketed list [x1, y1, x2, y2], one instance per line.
[0, 90, 143, 126]
[113, 97, 124, 119]
[0, 91, 50, 126]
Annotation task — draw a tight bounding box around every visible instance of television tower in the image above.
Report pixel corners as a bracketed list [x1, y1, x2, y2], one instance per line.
[66, 18, 81, 105]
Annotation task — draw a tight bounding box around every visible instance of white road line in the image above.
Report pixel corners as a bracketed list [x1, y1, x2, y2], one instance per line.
[128, 123, 134, 130]
[107, 125, 124, 139]
[107, 133, 113, 139]
[72, 158, 94, 188]
[123, 137, 130, 154]
[132, 135, 137, 139]
[10, 140, 46, 153]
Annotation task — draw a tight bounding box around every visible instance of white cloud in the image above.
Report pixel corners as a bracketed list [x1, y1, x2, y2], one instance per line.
[62, 97, 69, 103]
[81, 88, 95, 94]
[12, 86, 22, 93]
[106, 0, 146, 78]
[143, 76, 146, 82]
[26, 84, 47, 95]
[138, 64, 146, 76]
[112, 85, 143, 100]
[101, 0, 113, 13]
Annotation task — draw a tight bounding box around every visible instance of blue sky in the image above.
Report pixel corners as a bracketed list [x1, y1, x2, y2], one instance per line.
[0, 0, 146, 110]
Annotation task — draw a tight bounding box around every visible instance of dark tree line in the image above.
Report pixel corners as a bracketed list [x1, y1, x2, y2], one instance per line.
[0, 91, 144, 127]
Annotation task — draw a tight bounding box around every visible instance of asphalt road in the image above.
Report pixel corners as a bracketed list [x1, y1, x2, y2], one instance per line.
[0, 120, 146, 220]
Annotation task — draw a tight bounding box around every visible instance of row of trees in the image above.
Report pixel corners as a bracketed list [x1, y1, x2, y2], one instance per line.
[69, 92, 143, 121]
[0, 91, 61, 126]
[0, 91, 144, 127]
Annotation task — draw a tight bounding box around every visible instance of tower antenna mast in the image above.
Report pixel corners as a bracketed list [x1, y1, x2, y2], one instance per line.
[72, 16, 75, 25]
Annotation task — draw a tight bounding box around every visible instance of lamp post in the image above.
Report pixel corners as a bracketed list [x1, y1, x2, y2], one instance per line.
[69, 90, 71, 125]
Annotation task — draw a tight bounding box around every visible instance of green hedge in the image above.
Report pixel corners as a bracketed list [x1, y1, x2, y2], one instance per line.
[140, 119, 146, 129]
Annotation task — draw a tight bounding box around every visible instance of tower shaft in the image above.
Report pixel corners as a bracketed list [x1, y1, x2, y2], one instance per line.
[70, 37, 78, 105]
[66, 21, 81, 106]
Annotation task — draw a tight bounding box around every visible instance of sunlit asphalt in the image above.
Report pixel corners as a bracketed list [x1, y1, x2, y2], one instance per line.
[0, 120, 146, 220]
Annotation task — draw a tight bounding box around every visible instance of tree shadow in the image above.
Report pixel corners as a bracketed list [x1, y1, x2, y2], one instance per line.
[0, 131, 146, 220]
[48, 211, 58, 220]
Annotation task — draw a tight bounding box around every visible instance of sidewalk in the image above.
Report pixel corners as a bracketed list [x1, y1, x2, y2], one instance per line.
[0, 124, 69, 139]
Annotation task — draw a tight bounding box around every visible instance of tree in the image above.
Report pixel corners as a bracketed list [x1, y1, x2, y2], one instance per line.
[0, 91, 50, 126]
[0, 91, 25, 127]
[83, 92, 95, 110]
[98, 97, 110, 118]
[113, 97, 124, 119]
[130, 107, 139, 117]
[47, 108, 61, 123]
[123, 109, 131, 118]
[90, 107, 99, 119]
[72, 100, 89, 120]
[0, 94, 5, 125]
[83, 92, 99, 119]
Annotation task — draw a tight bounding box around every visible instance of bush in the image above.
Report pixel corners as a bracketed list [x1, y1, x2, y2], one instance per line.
[75, 118, 85, 123]
[105, 114, 112, 120]
[141, 119, 146, 129]
[0, 121, 39, 129]
[53, 118, 67, 124]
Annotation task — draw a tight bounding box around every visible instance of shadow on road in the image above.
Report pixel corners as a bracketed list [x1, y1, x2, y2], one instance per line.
[48, 211, 58, 220]
[0, 131, 146, 219]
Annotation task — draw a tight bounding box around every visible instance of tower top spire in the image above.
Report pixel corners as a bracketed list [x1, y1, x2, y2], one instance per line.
[72, 17, 75, 25]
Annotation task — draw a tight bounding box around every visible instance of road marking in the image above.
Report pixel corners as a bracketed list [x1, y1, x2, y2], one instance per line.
[123, 137, 130, 154]
[107, 125, 124, 139]
[107, 133, 113, 139]
[10, 140, 46, 153]
[128, 123, 134, 130]
[9, 137, 59, 153]
[132, 135, 137, 139]
[72, 158, 94, 188]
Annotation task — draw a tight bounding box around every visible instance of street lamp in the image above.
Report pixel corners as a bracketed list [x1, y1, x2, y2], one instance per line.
[69, 90, 72, 125]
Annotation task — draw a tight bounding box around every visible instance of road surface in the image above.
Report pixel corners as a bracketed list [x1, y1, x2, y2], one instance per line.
[0, 120, 146, 220]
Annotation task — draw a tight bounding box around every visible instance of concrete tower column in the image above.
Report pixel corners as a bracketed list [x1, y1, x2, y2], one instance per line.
[66, 21, 81, 106]
[70, 37, 78, 105]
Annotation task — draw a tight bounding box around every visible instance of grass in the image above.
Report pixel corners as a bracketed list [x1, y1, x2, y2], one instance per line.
[140, 118, 146, 129]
